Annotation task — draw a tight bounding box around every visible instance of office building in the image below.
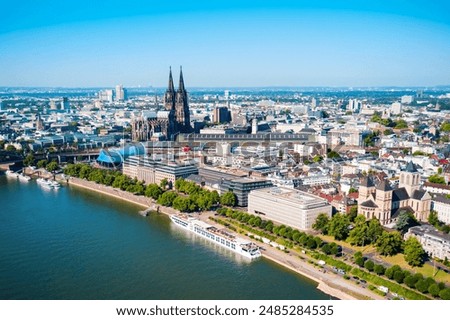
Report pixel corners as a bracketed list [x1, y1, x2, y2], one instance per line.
[248, 187, 332, 230]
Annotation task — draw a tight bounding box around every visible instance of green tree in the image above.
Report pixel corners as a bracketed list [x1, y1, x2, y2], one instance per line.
[312, 213, 330, 234]
[36, 159, 48, 168]
[394, 119, 408, 129]
[355, 256, 365, 267]
[428, 284, 441, 297]
[364, 260, 374, 272]
[327, 151, 340, 159]
[46, 161, 59, 173]
[440, 121, 450, 132]
[428, 210, 440, 227]
[328, 213, 350, 240]
[175, 178, 187, 192]
[395, 210, 419, 234]
[220, 191, 237, 207]
[145, 184, 163, 200]
[159, 178, 169, 189]
[404, 275, 419, 288]
[78, 165, 92, 180]
[384, 265, 402, 280]
[428, 174, 446, 185]
[373, 264, 386, 275]
[376, 231, 403, 256]
[404, 237, 426, 267]
[414, 279, 429, 293]
[440, 288, 450, 300]
[367, 218, 384, 244]
[157, 191, 178, 206]
[329, 242, 339, 255]
[393, 270, 405, 283]
[23, 153, 35, 167]
[348, 205, 358, 222]
[312, 155, 323, 163]
[307, 238, 318, 249]
[321, 243, 331, 255]
[88, 169, 104, 184]
[348, 215, 370, 246]
[172, 196, 198, 212]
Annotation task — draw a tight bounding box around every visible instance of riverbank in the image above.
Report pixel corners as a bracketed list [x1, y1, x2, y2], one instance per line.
[66, 177, 380, 300]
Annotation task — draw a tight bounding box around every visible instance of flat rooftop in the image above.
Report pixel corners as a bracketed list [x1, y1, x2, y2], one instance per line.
[250, 187, 327, 205]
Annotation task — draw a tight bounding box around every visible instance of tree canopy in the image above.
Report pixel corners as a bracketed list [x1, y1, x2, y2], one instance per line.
[428, 174, 446, 185]
[404, 237, 426, 267]
[376, 231, 403, 256]
[220, 191, 237, 207]
[327, 213, 350, 241]
[312, 213, 330, 234]
[395, 211, 419, 234]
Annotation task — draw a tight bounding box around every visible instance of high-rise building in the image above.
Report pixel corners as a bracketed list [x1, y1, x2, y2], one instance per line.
[49, 99, 58, 110]
[61, 97, 70, 111]
[115, 85, 127, 101]
[213, 106, 231, 123]
[99, 89, 114, 102]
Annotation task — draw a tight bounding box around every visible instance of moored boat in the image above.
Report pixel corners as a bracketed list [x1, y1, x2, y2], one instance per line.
[5, 170, 19, 179]
[18, 173, 31, 182]
[37, 178, 54, 189]
[170, 214, 261, 260]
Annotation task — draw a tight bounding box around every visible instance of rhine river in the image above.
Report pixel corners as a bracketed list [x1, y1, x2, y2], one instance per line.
[0, 176, 328, 299]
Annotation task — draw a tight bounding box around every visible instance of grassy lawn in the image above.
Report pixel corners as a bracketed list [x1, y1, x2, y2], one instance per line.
[318, 234, 377, 254]
[381, 254, 450, 284]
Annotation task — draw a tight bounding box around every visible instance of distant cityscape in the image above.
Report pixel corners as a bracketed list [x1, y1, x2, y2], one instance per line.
[2, 68, 450, 300]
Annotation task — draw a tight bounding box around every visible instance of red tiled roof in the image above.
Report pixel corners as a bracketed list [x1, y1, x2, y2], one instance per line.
[347, 192, 359, 199]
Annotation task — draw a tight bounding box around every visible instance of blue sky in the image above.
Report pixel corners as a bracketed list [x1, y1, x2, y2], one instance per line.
[0, 1, 449, 87]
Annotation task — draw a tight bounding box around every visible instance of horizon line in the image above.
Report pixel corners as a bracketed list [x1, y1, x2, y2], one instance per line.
[1, 85, 450, 90]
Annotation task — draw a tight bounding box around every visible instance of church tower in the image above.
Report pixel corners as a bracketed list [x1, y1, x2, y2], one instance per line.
[175, 66, 191, 132]
[399, 161, 420, 197]
[164, 67, 176, 111]
[375, 179, 393, 224]
[358, 176, 375, 201]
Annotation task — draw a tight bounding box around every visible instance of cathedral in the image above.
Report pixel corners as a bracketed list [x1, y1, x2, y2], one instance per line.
[132, 67, 191, 141]
[358, 161, 431, 225]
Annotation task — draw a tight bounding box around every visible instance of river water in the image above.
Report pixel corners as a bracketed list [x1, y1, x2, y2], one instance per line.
[0, 176, 329, 299]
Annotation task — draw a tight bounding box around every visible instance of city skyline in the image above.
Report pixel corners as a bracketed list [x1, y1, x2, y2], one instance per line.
[1, 1, 449, 87]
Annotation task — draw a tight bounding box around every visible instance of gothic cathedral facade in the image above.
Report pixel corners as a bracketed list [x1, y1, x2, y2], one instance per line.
[132, 67, 191, 141]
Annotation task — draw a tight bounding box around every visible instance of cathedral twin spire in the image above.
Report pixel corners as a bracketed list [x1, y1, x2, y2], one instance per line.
[167, 66, 186, 95]
[164, 67, 190, 132]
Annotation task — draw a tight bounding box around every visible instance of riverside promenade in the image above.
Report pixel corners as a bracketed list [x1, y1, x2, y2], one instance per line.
[66, 177, 382, 300]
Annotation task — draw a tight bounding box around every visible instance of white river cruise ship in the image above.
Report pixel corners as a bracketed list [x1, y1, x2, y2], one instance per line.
[170, 214, 261, 259]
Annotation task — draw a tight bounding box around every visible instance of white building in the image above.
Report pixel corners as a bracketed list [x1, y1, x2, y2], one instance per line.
[391, 102, 402, 115]
[294, 143, 314, 157]
[99, 89, 114, 102]
[401, 95, 414, 104]
[327, 129, 362, 148]
[432, 195, 450, 225]
[115, 85, 127, 101]
[405, 225, 450, 261]
[300, 174, 331, 186]
[247, 187, 332, 230]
